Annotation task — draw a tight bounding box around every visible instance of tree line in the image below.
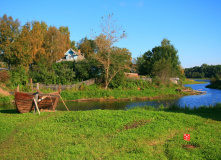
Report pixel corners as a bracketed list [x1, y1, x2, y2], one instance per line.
[0, 14, 79, 67]
[0, 14, 132, 89]
[185, 64, 221, 79]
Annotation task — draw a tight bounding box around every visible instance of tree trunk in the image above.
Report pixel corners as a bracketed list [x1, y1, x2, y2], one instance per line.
[105, 68, 108, 90]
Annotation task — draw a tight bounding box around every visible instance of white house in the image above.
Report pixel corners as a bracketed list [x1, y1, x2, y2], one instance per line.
[56, 49, 85, 63]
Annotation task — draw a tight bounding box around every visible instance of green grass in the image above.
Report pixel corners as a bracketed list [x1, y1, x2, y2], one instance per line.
[60, 85, 187, 100]
[182, 79, 207, 85]
[0, 104, 220, 159]
[0, 95, 13, 104]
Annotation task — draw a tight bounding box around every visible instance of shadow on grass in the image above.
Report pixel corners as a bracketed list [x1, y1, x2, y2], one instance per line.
[0, 103, 19, 114]
[163, 104, 221, 121]
[0, 109, 19, 114]
[131, 103, 221, 121]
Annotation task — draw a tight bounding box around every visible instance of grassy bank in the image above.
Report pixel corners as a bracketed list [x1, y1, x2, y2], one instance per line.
[182, 79, 207, 85]
[60, 84, 187, 101]
[0, 95, 13, 104]
[206, 80, 221, 89]
[0, 104, 220, 159]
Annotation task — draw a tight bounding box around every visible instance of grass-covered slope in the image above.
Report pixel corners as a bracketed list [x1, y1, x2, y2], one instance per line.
[0, 105, 220, 159]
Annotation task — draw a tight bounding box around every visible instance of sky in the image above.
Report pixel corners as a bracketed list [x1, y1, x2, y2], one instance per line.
[1, 0, 221, 68]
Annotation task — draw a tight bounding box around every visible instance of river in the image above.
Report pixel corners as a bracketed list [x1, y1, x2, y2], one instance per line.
[56, 80, 221, 111]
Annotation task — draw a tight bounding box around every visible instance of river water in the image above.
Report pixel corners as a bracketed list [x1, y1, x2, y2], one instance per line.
[56, 80, 221, 111]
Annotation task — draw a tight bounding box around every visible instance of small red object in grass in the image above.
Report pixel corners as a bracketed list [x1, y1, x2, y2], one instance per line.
[183, 134, 190, 141]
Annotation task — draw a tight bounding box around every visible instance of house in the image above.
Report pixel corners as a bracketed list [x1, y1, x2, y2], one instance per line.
[131, 59, 137, 73]
[56, 49, 85, 63]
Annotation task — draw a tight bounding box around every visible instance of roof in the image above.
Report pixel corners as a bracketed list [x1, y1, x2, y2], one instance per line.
[64, 48, 80, 56]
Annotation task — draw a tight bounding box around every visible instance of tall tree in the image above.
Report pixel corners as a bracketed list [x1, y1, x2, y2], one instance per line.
[30, 21, 46, 63]
[13, 23, 32, 67]
[137, 39, 181, 81]
[93, 14, 130, 89]
[0, 14, 20, 66]
[44, 26, 70, 62]
[59, 26, 71, 52]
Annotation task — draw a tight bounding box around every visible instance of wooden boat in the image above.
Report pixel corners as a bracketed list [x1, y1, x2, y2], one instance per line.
[14, 87, 61, 113]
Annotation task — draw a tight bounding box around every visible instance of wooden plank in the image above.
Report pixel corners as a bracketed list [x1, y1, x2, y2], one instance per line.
[59, 95, 69, 111]
[33, 98, 40, 115]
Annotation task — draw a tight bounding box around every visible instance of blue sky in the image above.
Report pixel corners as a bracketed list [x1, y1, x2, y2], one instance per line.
[1, 0, 220, 68]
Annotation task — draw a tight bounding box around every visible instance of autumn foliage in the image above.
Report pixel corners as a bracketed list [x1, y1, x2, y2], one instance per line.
[0, 14, 71, 67]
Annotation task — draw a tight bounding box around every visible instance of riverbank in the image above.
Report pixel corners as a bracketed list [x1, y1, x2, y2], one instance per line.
[0, 83, 198, 105]
[182, 78, 208, 85]
[0, 104, 220, 159]
[206, 80, 221, 89]
[60, 85, 191, 101]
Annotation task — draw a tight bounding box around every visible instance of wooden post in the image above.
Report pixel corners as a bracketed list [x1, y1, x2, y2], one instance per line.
[33, 98, 40, 115]
[33, 93, 40, 115]
[30, 78, 33, 92]
[37, 83, 39, 90]
[17, 85, 19, 92]
[33, 92, 40, 114]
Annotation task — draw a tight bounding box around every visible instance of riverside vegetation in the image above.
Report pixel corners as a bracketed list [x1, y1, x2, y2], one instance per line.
[0, 104, 220, 159]
[0, 77, 189, 103]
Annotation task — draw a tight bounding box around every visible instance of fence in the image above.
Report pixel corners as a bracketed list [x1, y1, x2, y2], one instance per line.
[29, 78, 96, 91]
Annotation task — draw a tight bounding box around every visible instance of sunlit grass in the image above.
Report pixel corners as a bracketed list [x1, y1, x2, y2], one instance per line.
[0, 104, 220, 159]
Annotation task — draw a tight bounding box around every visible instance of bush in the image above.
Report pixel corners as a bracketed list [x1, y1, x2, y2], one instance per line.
[10, 66, 29, 86]
[0, 70, 10, 83]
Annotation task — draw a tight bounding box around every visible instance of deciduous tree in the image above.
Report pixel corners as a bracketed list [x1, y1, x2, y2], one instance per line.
[30, 21, 46, 63]
[0, 14, 20, 66]
[13, 23, 32, 67]
[44, 26, 70, 62]
[137, 39, 181, 83]
[93, 14, 130, 89]
[78, 37, 97, 58]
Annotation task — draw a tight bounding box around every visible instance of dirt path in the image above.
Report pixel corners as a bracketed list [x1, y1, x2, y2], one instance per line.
[0, 87, 11, 96]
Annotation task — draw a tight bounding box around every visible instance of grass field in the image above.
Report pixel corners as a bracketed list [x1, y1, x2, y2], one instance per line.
[0, 104, 220, 159]
[60, 84, 188, 101]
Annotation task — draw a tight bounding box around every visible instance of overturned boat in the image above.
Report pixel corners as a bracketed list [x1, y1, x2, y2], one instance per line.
[14, 87, 61, 113]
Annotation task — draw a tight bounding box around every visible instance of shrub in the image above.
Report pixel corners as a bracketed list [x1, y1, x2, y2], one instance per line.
[0, 70, 10, 83]
[10, 66, 29, 86]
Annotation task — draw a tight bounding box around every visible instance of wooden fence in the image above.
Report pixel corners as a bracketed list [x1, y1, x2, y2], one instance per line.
[29, 78, 96, 91]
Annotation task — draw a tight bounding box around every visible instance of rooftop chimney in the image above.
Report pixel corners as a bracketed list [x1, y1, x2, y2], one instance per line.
[78, 49, 81, 54]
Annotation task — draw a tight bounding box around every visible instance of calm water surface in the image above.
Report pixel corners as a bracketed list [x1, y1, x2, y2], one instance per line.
[56, 80, 221, 111]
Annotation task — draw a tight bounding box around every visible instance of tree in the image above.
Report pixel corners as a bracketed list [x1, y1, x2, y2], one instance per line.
[136, 50, 153, 75]
[152, 58, 172, 84]
[13, 23, 32, 67]
[59, 26, 71, 53]
[71, 40, 78, 51]
[30, 21, 46, 63]
[78, 37, 97, 58]
[93, 14, 130, 89]
[137, 39, 181, 82]
[152, 39, 180, 78]
[44, 26, 71, 63]
[0, 14, 20, 66]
